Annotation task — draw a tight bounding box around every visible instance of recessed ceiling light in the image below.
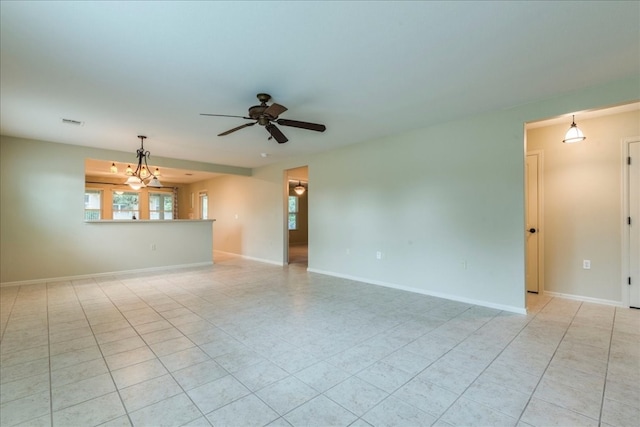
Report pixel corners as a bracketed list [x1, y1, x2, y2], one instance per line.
[260, 153, 269, 158]
[61, 118, 84, 126]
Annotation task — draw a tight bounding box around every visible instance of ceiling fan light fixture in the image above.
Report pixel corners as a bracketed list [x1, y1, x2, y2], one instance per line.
[563, 115, 586, 143]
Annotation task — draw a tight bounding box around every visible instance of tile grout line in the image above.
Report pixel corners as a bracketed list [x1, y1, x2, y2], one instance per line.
[126, 272, 340, 424]
[509, 293, 558, 425]
[0, 288, 18, 342]
[69, 277, 136, 427]
[117, 274, 236, 423]
[323, 305, 522, 424]
[426, 302, 547, 425]
[103, 276, 214, 425]
[46, 282, 54, 427]
[598, 306, 617, 426]
[514, 300, 599, 426]
[134, 272, 358, 424]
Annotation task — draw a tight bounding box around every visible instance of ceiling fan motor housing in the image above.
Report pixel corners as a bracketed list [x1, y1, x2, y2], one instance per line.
[248, 105, 268, 121]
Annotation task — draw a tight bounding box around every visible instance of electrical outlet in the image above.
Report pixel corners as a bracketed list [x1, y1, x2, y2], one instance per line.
[151, 243, 156, 251]
[461, 260, 467, 269]
[376, 251, 383, 260]
[583, 260, 591, 269]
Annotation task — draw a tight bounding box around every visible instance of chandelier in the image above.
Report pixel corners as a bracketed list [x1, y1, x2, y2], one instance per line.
[123, 135, 162, 190]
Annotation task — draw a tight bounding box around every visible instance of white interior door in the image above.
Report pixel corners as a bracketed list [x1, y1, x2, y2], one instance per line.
[629, 142, 639, 308]
[526, 154, 540, 293]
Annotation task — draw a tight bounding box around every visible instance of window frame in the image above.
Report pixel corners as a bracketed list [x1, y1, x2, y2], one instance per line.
[84, 189, 102, 220]
[149, 191, 174, 220]
[199, 192, 208, 220]
[288, 195, 299, 230]
[112, 191, 140, 220]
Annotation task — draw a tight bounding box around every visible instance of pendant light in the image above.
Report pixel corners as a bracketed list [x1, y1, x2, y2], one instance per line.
[294, 181, 306, 196]
[563, 115, 586, 143]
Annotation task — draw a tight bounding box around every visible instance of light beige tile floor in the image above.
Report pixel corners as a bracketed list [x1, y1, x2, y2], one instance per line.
[1, 254, 638, 427]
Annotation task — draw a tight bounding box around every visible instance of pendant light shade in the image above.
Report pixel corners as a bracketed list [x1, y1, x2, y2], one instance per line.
[147, 176, 162, 188]
[125, 175, 145, 190]
[563, 115, 586, 143]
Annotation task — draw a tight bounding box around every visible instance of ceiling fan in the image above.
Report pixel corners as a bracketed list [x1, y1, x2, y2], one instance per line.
[201, 93, 326, 144]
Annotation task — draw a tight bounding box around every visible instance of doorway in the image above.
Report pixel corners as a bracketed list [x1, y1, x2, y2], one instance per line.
[285, 166, 309, 266]
[525, 103, 639, 310]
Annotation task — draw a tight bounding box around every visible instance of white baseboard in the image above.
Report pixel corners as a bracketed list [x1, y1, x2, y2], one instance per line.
[0, 261, 214, 288]
[307, 268, 527, 315]
[214, 250, 285, 267]
[544, 291, 624, 307]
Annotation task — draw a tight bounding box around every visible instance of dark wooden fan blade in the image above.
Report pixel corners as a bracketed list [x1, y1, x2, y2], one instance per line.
[263, 103, 288, 118]
[201, 113, 251, 119]
[276, 119, 326, 132]
[265, 124, 288, 144]
[218, 122, 256, 136]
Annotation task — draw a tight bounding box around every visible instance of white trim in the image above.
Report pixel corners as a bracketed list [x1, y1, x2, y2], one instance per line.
[622, 136, 640, 308]
[545, 290, 624, 308]
[240, 255, 285, 266]
[283, 169, 290, 265]
[0, 261, 214, 288]
[214, 250, 285, 267]
[307, 268, 527, 315]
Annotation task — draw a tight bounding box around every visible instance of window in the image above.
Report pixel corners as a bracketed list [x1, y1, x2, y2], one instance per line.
[112, 191, 139, 220]
[200, 193, 208, 219]
[288, 196, 298, 230]
[84, 189, 102, 220]
[149, 192, 173, 220]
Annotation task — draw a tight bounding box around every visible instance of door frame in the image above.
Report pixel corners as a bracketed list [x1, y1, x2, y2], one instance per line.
[283, 170, 290, 265]
[283, 166, 309, 265]
[622, 136, 640, 308]
[525, 150, 545, 295]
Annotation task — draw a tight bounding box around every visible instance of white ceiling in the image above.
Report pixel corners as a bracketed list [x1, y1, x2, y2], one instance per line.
[2, 1, 639, 169]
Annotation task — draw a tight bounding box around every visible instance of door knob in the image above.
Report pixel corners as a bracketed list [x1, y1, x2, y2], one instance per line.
[528, 228, 537, 233]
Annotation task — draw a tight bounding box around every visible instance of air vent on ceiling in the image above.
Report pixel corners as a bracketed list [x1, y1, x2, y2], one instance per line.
[61, 118, 84, 126]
